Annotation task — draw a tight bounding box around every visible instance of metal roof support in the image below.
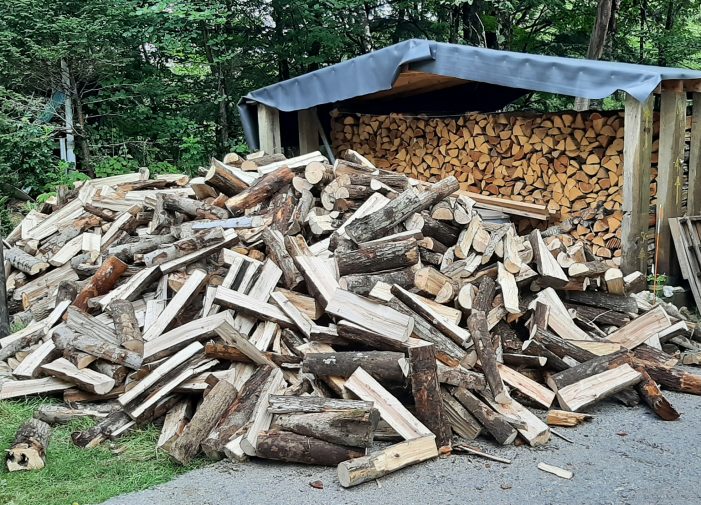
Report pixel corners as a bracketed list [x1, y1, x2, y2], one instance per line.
[621, 93, 654, 275]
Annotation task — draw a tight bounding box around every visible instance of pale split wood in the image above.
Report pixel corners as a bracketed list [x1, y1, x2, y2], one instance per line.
[344, 367, 433, 440]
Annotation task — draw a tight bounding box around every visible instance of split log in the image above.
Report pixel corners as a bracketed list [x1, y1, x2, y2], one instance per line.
[271, 409, 380, 447]
[163, 372, 239, 465]
[528, 230, 568, 288]
[267, 396, 374, 414]
[106, 300, 143, 354]
[6, 419, 51, 471]
[72, 256, 128, 311]
[337, 435, 438, 488]
[201, 365, 273, 459]
[41, 358, 115, 395]
[636, 368, 680, 421]
[441, 388, 481, 439]
[556, 364, 642, 412]
[545, 410, 593, 427]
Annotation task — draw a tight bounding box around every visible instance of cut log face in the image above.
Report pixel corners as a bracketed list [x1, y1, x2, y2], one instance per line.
[556, 364, 643, 412]
[6, 419, 51, 471]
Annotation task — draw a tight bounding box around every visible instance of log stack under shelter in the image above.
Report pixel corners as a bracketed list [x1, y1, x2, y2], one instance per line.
[2, 149, 700, 487]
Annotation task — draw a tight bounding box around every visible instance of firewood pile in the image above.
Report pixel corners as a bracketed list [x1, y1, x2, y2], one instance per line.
[332, 110, 687, 262]
[2, 149, 700, 485]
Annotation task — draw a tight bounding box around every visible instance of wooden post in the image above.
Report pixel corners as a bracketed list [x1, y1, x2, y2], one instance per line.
[688, 92, 701, 215]
[298, 107, 319, 154]
[621, 93, 654, 274]
[0, 237, 10, 338]
[656, 86, 687, 276]
[257, 104, 281, 155]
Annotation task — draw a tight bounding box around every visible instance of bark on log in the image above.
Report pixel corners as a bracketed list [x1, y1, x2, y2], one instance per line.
[6, 419, 51, 471]
[262, 228, 303, 289]
[563, 291, 638, 314]
[452, 386, 517, 445]
[108, 234, 175, 262]
[408, 343, 451, 449]
[468, 310, 509, 404]
[201, 366, 273, 459]
[339, 267, 415, 295]
[256, 430, 364, 466]
[72, 256, 128, 312]
[302, 351, 407, 384]
[346, 177, 458, 243]
[162, 194, 229, 220]
[272, 409, 380, 448]
[636, 368, 680, 420]
[337, 435, 438, 487]
[163, 374, 239, 465]
[225, 167, 294, 215]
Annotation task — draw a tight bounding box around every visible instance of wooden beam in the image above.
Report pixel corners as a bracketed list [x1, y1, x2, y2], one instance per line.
[257, 104, 282, 155]
[656, 88, 687, 276]
[621, 93, 654, 274]
[688, 93, 701, 215]
[297, 107, 319, 154]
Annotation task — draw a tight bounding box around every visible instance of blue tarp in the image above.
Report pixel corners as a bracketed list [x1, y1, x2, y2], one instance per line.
[238, 39, 701, 148]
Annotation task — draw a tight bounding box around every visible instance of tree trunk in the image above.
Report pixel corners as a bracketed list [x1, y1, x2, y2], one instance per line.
[7, 419, 51, 471]
[574, 0, 613, 111]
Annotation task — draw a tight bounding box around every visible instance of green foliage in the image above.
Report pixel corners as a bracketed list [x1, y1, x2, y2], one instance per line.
[0, 399, 202, 505]
[94, 156, 140, 178]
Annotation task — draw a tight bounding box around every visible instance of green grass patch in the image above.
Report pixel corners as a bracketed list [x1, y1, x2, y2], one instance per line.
[0, 398, 204, 505]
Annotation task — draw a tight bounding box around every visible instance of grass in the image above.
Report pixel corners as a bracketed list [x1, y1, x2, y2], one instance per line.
[0, 398, 204, 505]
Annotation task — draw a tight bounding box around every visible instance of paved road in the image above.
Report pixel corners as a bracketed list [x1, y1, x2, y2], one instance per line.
[102, 391, 701, 505]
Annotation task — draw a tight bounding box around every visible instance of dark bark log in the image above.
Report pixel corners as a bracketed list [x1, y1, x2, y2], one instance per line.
[452, 386, 517, 445]
[256, 430, 364, 466]
[108, 234, 175, 262]
[141, 229, 223, 267]
[55, 280, 79, 304]
[201, 366, 272, 459]
[408, 343, 451, 449]
[468, 310, 508, 404]
[6, 246, 49, 276]
[303, 351, 407, 383]
[532, 328, 597, 363]
[336, 238, 419, 276]
[546, 350, 629, 391]
[346, 177, 458, 243]
[636, 368, 680, 420]
[267, 395, 374, 414]
[106, 300, 143, 354]
[340, 267, 415, 295]
[71, 411, 132, 448]
[563, 291, 638, 314]
[262, 228, 303, 289]
[225, 166, 294, 215]
[162, 194, 229, 220]
[163, 375, 239, 465]
[272, 409, 380, 448]
[563, 302, 630, 327]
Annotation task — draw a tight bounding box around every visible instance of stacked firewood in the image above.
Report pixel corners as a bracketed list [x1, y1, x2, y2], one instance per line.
[331, 110, 681, 262]
[1, 149, 700, 486]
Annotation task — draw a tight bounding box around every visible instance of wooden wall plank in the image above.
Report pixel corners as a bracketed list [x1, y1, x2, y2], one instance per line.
[298, 107, 319, 154]
[258, 104, 282, 155]
[656, 89, 687, 275]
[688, 93, 701, 215]
[621, 93, 654, 274]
